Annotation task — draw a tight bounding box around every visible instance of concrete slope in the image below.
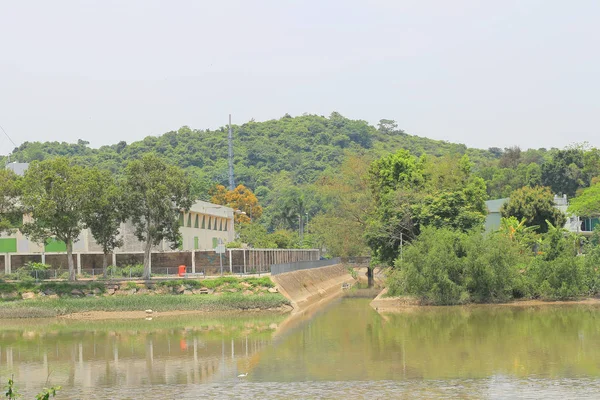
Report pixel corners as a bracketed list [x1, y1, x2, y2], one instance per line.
[271, 264, 355, 314]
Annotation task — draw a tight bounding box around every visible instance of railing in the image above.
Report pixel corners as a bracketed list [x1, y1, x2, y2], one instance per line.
[270, 257, 342, 276]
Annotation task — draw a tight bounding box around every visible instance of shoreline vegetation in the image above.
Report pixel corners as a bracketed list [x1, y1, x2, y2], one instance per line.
[371, 287, 600, 313]
[0, 277, 291, 319]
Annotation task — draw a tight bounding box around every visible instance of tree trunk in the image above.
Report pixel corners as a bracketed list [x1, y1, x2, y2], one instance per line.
[66, 240, 76, 281]
[102, 252, 108, 279]
[142, 237, 152, 280]
[367, 266, 374, 288]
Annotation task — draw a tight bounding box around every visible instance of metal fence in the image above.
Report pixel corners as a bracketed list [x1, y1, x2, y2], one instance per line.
[270, 257, 342, 276]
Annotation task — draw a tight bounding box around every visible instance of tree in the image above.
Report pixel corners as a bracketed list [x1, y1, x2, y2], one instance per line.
[209, 184, 262, 223]
[0, 169, 21, 234]
[313, 153, 373, 257]
[20, 158, 89, 281]
[501, 186, 566, 234]
[84, 169, 125, 278]
[569, 183, 600, 217]
[122, 154, 192, 279]
[541, 149, 584, 197]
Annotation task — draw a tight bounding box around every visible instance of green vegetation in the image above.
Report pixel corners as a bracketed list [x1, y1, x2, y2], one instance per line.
[0, 293, 289, 318]
[388, 225, 600, 305]
[122, 154, 193, 279]
[500, 186, 566, 233]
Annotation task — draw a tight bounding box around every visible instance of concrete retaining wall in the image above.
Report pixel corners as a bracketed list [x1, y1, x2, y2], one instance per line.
[271, 264, 355, 313]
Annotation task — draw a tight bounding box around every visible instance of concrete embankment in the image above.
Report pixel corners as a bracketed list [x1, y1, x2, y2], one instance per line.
[270, 263, 356, 314]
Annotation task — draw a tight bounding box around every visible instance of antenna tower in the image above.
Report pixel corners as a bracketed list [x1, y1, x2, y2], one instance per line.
[228, 114, 235, 190]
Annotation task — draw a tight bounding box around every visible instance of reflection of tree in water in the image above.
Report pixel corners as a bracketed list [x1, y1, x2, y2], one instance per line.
[252, 299, 600, 381]
[0, 314, 285, 394]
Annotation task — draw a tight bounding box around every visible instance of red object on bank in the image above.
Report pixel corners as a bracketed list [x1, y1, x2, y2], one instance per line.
[178, 265, 186, 277]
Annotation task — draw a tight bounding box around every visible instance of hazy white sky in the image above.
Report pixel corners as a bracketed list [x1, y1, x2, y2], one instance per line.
[1, 0, 599, 155]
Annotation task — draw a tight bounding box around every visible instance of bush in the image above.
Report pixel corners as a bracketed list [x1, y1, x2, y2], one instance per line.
[389, 226, 600, 305]
[389, 227, 528, 305]
[120, 264, 144, 278]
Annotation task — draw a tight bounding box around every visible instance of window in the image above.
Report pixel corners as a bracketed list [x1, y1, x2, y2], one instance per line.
[208, 217, 212, 230]
[194, 215, 199, 228]
[224, 220, 228, 231]
[187, 213, 192, 227]
[179, 213, 184, 227]
[219, 219, 223, 231]
[201, 215, 206, 229]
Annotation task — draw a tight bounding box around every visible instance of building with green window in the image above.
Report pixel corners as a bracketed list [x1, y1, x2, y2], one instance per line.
[0, 200, 235, 254]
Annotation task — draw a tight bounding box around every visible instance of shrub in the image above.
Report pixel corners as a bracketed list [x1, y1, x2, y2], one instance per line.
[119, 264, 144, 278]
[389, 227, 528, 305]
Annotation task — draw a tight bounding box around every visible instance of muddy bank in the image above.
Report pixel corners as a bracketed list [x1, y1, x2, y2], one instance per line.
[371, 288, 600, 313]
[59, 305, 293, 321]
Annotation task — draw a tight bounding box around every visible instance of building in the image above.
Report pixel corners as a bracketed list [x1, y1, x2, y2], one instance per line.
[484, 194, 598, 235]
[0, 200, 235, 254]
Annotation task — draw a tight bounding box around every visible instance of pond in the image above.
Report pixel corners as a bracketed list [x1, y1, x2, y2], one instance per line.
[2, 296, 600, 399]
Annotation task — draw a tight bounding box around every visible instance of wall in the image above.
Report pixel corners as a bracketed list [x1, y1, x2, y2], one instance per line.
[271, 258, 341, 275]
[271, 264, 355, 312]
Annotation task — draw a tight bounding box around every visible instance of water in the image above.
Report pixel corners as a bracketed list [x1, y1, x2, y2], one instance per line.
[2, 297, 600, 399]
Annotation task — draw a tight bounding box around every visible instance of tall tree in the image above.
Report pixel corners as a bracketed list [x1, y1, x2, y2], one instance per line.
[122, 154, 192, 279]
[20, 158, 89, 281]
[541, 149, 584, 197]
[0, 169, 21, 234]
[501, 186, 566, 233]
[84, 169, 125, 278]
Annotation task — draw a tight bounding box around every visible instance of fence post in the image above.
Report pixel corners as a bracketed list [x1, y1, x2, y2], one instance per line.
[76, 253, 82, 275]
[229, 249, 233, 274]
[243, 250, 247, 275]
[112, 253, 117, 267]
[191, 250, 196, 274]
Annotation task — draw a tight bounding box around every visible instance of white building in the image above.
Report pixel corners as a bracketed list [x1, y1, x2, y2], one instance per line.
[0, 200, 235, 254]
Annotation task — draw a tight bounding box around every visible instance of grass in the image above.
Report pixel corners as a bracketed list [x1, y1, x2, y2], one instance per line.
[0, 281, 105, 296]
[0, 293, 290, 318]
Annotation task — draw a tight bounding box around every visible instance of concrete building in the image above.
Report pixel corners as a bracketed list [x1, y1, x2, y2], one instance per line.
[0, 200, 235, 254]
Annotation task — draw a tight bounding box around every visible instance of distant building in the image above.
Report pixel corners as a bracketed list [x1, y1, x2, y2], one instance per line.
[0, 200, 235, 254]
[5, 162, 29, 176]
[484, 194, 598, 235]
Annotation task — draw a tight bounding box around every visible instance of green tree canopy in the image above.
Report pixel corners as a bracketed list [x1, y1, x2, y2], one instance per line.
[501, 186, 566, 234]
[84, 169, 125, 277]
[569, 183, 600, 217]
[0, 169, 21, 234]
[20, 157, 90, 281]
[122, 154, 193, 279]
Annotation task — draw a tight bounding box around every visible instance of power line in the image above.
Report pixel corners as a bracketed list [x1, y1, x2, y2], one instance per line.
[0, 124, 17, 148]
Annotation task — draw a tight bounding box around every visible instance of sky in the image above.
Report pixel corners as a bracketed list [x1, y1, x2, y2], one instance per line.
[0, 0, 599, 155]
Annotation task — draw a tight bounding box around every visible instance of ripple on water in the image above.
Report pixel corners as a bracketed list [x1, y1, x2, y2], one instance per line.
[26, 378, 600, 400]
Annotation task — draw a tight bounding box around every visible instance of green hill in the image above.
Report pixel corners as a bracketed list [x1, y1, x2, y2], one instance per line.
[3, 112, 496, 192]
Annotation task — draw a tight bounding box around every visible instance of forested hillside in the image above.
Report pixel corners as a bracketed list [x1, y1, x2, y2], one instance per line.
[4, 112, 600, 227]
[5, 112, 492, 192]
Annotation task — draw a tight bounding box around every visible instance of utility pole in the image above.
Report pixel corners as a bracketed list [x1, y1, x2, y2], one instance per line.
[228, 114, 235, 191]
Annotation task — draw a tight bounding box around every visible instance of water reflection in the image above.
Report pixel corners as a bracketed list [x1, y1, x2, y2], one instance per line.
[0, 314, 284, 397]
[253, 299, 600, 382]
[2, 299, 600, 398]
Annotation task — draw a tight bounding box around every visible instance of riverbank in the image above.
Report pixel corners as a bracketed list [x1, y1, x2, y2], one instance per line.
[370, 288, 600, 312]
[0, 277, 291, 319]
